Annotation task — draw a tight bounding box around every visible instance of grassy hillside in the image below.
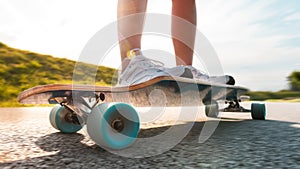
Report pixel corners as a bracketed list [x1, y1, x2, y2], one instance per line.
[0, 42, 118, 107]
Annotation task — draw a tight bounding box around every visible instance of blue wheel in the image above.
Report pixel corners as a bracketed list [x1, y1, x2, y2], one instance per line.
[251, 103, 266, 120]
[87, 103, 140, 150]
[49, 105, 83, 133]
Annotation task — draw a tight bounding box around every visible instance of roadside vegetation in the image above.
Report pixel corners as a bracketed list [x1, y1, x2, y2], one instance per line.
[0, 42, 117, 107]
[247, 71, 300, 101]
[247, 90, 300, 101]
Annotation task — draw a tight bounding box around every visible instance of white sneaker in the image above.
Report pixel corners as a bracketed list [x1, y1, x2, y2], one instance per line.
[118, 48, 235, 85]
[118, 48, 193, 86]
[186, 66, 235, 85]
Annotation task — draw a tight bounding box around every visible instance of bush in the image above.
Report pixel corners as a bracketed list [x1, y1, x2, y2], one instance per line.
[288, 71, 300, 91]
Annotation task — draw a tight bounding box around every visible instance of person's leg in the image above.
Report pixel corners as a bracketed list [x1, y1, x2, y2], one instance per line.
[172, 0, 197, 66]
[118, 0, 148, 70]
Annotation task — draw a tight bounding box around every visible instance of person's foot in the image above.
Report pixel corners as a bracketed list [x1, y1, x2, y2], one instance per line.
[118, 48, 193, 86]
[119, 48, 235, 86]
[185, 66, 235, 85]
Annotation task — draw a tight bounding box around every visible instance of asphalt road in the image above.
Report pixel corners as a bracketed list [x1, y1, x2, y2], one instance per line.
[0, 102, 299, 168]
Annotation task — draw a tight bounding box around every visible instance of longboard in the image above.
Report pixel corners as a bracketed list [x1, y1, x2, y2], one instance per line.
[19, 76, 246, 105]
[18, 76, 266, 149]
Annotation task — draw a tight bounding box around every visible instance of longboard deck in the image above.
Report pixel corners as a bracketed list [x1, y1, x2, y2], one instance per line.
[18, 76, 248, 107]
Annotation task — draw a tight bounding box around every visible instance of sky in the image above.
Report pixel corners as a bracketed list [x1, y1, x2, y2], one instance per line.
[0, 0, 299, 91]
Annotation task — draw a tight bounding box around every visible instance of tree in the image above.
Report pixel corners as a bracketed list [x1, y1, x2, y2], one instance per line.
[288, 71, 300, 91]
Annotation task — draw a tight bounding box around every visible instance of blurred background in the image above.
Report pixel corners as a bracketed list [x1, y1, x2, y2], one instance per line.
[0, 0, 299, 106]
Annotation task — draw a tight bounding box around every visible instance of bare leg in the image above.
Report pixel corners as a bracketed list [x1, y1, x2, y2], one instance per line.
[172, 0, 197, 66]
[118, 0, 148, 70]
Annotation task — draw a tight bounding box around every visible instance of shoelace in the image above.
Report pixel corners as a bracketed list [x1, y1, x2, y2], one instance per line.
[128, 48, 164, 69]
[186, 66, 209, 79]
[141, 56, 164, 68]
[120, 49, 165, 85]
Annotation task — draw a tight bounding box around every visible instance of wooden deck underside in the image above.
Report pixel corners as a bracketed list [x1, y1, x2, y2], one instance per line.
[18, 77, 248, 107]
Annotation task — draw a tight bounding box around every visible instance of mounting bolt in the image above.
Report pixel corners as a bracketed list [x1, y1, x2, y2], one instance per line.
[99, 93, 105, 101]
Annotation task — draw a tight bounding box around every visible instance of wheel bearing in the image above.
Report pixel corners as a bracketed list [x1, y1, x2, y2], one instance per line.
[111, 118, 125, 132]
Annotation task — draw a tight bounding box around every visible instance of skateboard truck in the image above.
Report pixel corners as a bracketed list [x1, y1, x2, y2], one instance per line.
[64, 109, 82, 125]
[222, 98, 250, 112]
[52, 94, 93, 125]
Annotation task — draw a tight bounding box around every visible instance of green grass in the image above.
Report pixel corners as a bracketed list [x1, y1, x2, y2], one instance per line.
[0, 42, 118, 107]
[247, 90, 300, 101]
[265, 99, 300, 103]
